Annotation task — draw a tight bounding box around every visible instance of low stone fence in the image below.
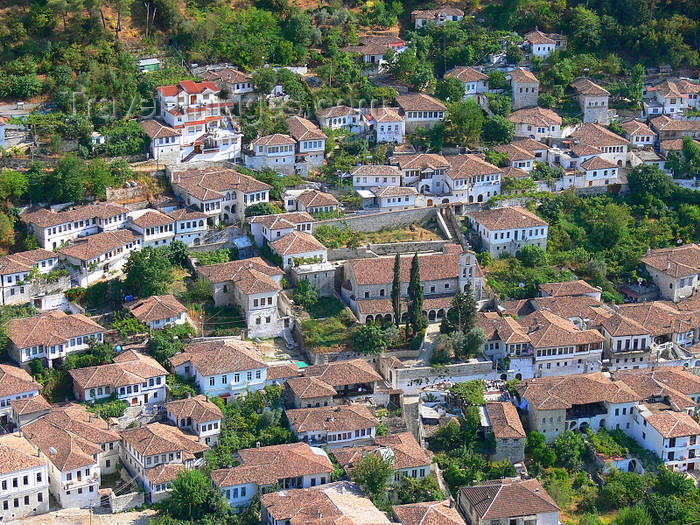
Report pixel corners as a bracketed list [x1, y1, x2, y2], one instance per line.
[312, 207, 437, 233]
[391, 359, 495, 395]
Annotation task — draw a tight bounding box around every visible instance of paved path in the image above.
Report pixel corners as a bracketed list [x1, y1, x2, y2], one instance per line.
[15, 508, 157, 525]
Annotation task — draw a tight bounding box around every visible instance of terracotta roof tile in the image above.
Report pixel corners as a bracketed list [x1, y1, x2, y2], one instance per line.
[8, 310, 105, 349]
[270, 230, 326, 256]
[540, 280, 599, 297]
[445, 154, 503, 180]
[0, 364, 41, 397]
[130, 210, 174, 228]
[466, 206, 548, 231]
[128, 294, 187, 323]
[486, 402, 526, 439]
[460, 478, 559, 520]
[303, 359, 382, 387]
[196, 257, 283, 293]
[22, 202, 129, 229]
[0, 249, 56, 276]
[644, 410, 700, 438]
[286, 116, 327, 142]
[165, 395, 222, 424]
[445, 66, 487, 83]
[397, 93, 447, 112]
[287, 405, 378, 434]
[508, 67, 539, 84]
[139, 119, 181, 139]
[296, 190, 340, 209]
[571, 123, 629, 148]
[171, 167, 271, 201]
[368, 107, 403, 123]
[570, 78, 610, 97]
[57, 230, 140, 262]
[9, 394, 51, 416]
[251, 133, 296, 147]
[120, 422, 209, 458]
[170, 339, 265, 376]
[69, 351, 167, 391]
[248, 212, 313, 230]
[524, 29, 555, 45]
[641, 244, 700, 278]
[621, 120, 655, 138]
[212, 442, 333, 487]
[394, 500, 466, 525]
[580, 156, 618, 171]
[287, 377, 337, 399]
[351, 165, 402, 177]
[507, 106, 561, 127]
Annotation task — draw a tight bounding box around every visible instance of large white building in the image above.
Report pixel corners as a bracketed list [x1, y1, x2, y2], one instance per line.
[245, 134, 297, 175]
[171, 339, 268, 398]
[0, 434, 49, 521]
[165, 395, 223, 447]
[22, 404, 120, 509]
[466, 206, 549, 256]
[196, 257, 287, 339]
[444, 67, 488, 101]
[22, 202, 130, 250]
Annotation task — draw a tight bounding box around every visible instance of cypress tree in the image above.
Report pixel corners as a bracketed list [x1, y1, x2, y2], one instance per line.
[407, 253, 427, 337]
[441, 280, 478, 334]
[391, 253, 402, 327]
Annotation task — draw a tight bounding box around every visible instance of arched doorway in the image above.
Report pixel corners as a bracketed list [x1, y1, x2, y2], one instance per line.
[428, 310, 436, 321]
[628, 459, 637, 473]
[442, 198, 450, 204]
[365, 315, 374, 323]
[515, 373, 522, 380]
[477, 194, 483, 202]
[599, 419, 606, 429]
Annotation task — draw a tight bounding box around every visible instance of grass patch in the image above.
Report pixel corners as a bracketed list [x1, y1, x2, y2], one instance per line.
[306, 296, 345, 319]
[301, 308, 356, 351]
[202, 305, 246, 336]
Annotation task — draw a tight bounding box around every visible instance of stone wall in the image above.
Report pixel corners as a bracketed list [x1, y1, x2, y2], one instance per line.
[106, 184, 150, 203]
[391, 359, 495, 395]
[327, 247, 378, 261]
[312, 206, 438, 233]
[109, 490, 145, 513]
[369, 240, 450, 255]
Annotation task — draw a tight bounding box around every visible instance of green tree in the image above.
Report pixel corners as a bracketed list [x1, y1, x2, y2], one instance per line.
[461, 328, 487, 358]
[352, 453, 394, 503]
[518, 245, 548, 268]
[570, 6, 602, 51]
[245, 202, 281, 217]
[435, 77, 465, 103]
[45, 154, 86, 203]
[406, 253, 427, 337]
[165, 240, 190, 268]
[391, 253, 402, 327]
[553, 430, 586, 471]
[293, 279, 318, 308]
[124, 247, 174, 298]
[506, 44, 524, 65]
[444, 100, 484, 147]
[482, 115, 515, 144]
[158, 469, 228, 521]
[251, 68, 277, 98]
[629, 63, 645, 103]
[441, 286, 477, 334]
[614, 505, 653, 525]
[0, 169, 29, 202]
[396, 476, 444, 504]
[352, 324, 387, 355]
[526, 431, 556, 468]
[84, 158, 114, 199]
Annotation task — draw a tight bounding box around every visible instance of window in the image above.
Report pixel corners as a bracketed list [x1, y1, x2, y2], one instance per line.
[38, 493, 43, 503]
[210, 377, 215, 386]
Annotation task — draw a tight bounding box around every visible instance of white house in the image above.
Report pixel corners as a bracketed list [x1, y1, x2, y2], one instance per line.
[343, 37, 407, 73]
[569, 123, 629, 167]
[444, 154, 503, 204]
[411, 8, 463, 28]
[678, 79, 700, 109]
[643, 80, 689, 117]
[248, 212, 314, 247]
[212, 442, 333, 512]
[621, 120, 657, 148]
[69, 350, 168, 405]
[397, 93, 446, 133]
[507, 106, 562, 141]
[641, 244, 700, 303]
[524, 29, 566, 58]
[0, 434, 49, 521]
[170, 339, 268, 398]
[245, 134, 297, 175]
[200, 67, 254, 102]
[570, 78, 611, 125]
[285, 405, 378, 449]
[357, 186, 418, 211]
[0, 248, 65, 309]
[578, 156, 619, 187]
[444, 67, 489, 101]
[466, 206, 549, 256]
[284, 189, 340, 215]
[21, 202, 130, 250]
[632, 407, 700, 472]
[459, 479, 560, 525]
[8, 310, 106, 369]
[57, 229, 142, 287]
[391, 153, 450, 196]
[22, 404, 120, 509]
[316, 106, 363, 133]
[119, 422, 209, 503]
[366, 107, 405, 143]
[269, 230, 328, 270]
[286, 116, 327, 171]
[151, 80, 242, 163]
[352, 164, 402, 191]
[165, 395, 223, 447]
[0, 365, 40, 426]
[128, 210, 175, 248]
[196, 258, 287, 339]
[169, 166, 272, 224]
[167, 208, 209, 246]
[127, 294, 188, 331]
